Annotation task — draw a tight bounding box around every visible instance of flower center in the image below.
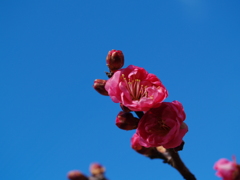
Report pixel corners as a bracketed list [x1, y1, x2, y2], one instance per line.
[122, 74, 149, 100]
[147, 120, 170, 136]
[157, 120, 170, 135]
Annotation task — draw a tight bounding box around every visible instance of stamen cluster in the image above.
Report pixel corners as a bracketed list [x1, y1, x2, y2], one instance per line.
[105, 64, 168, 112]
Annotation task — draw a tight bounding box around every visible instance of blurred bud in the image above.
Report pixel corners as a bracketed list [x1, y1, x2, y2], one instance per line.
[120, 103, 131, 112]
[90, 163, 105, 175]
[106, 50, 124, 72]
[67, 170, 88, 180]
[116, 111, 139, 130]
[93, 79, 109, 96]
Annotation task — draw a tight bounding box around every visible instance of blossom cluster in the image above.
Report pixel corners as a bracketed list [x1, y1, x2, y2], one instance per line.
[93, 50, 188, 150]
[92, 50, 240, 180]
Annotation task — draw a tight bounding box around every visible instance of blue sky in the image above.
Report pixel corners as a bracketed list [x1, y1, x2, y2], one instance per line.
[0, 1, 240, 180]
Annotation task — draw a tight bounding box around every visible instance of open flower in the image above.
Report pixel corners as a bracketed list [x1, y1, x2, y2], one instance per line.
[105, 65, 168, 111]
[136, 101, 188, 149]
[214, 157, 239, 180]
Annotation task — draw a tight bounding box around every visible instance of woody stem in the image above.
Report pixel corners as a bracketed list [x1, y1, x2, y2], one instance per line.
[167, 149, 196, 180]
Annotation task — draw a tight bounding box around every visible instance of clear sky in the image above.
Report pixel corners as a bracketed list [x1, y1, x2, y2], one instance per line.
[0, 1, 240, 180]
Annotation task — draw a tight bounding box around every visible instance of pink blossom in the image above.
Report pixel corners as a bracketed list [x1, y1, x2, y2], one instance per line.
[105, 65, 168, 111]
[136, 101, 188, 149]
[214, 158, 239, 180]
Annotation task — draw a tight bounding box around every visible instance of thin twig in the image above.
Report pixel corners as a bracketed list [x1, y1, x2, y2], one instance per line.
[166, 149, 196, 180]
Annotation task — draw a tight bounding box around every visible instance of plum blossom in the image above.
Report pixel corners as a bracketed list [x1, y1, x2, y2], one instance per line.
[105, 65, 168, 111]
[214, 157, 239, 180]
[136, 101, 188, 149]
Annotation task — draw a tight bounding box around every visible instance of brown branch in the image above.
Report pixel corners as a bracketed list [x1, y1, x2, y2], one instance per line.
[166, 149, 196, 180]
[135, 147, 169, 163]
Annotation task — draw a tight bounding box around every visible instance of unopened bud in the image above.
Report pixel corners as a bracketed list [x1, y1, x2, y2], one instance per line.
[93, 79, 109, 96]
[90, 163, 105, 175]
[116, 111, 139, 130]
[106, 50, 124, 72]
[67, 170, 88, 180]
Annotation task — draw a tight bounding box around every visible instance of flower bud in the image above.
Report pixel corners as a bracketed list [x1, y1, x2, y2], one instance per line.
[93, 79, 109, 96]
[67, 170, 88, 180]
[116, 111, 139, 130]
[89, 163, 105, 175]
[106, 50, 124, 72]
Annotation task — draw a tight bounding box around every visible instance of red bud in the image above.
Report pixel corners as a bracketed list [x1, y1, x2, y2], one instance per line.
[116, 111, 139, 130]
[106, 50, 124, 72]
[89, 163, 105, 175]
[93, 79, 108, 96]
[67, 170, 88, 180]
